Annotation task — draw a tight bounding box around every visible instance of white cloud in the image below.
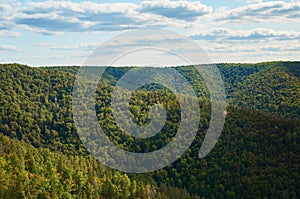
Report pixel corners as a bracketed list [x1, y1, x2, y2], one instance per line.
[203, 42, 300, 53]
[198, 39, 300, 63]
[214, 1, 300, 23]
[0, 4, 15, 20]
[246, 0, 263, 4]
[190, 28, 300, 41]
[0, 1, 299, 34]
[0, 30, 21, 37]
[32, 33, 190, 53]
[140, 0, 212, 21]
[1, 1, 300, 65]
[0, 0, 213, 34]
[0, 44, 25, 52]
[5, 1, 142, 33]
[10, 1, 194, 33]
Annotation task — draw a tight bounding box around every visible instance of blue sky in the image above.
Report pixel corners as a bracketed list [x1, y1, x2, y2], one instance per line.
[0, 0, 300, 66]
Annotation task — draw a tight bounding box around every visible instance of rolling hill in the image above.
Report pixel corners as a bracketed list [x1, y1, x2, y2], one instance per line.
[0, 62, 299, 198]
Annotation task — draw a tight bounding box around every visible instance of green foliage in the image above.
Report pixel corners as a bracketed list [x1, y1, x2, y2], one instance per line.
[0, 134, 197, 198]
[0, 62, 299, 198]
[217, 62, 300, 118]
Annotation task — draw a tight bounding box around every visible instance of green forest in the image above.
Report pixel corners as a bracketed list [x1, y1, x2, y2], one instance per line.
[0, 62, 299, 198]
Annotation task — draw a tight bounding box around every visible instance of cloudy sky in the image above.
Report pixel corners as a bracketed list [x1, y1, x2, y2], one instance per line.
[0, 0, 300, 66]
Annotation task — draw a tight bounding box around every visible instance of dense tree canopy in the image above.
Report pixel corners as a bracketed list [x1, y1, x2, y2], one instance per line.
[0, 62, 299, 198]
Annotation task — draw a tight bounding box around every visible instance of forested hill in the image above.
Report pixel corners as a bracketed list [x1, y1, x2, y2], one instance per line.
[217, 62, 300, 118]
[0, 62, 299, 198]
[49, 61, 300, 119]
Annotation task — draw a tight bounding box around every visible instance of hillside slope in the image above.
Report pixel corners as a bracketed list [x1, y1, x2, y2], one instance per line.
[0, 62, 299, 198]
